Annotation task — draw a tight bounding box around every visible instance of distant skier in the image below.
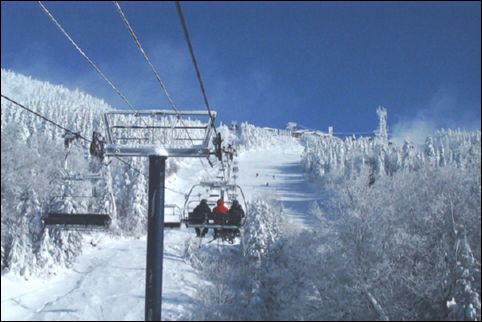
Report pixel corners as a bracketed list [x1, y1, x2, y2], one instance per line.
[256, 173, 259, 178]
[266, 182, 269, 187]
[273, 175, 276, 180]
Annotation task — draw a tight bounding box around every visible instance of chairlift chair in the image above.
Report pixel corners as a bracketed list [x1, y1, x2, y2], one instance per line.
[183, 181, 248, 232]
[43, 195, 113, 229]
[43, 174, 114, 230]
[164, 204, 183, 228]
[45, 127, 114, 229]
[43, 213, 111, 228]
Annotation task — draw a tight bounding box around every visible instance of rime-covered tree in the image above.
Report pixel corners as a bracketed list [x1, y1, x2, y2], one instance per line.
[375, 106, 388, 143]
[125, 161, 148, 236]
[7, 187, 42, 276]
[447, 228, 481, 321]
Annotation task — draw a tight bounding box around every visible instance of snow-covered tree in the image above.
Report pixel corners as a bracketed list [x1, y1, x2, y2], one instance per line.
[124, 161, 147, 236]
[447, 228, 481, 321]
[188, 198, 285, 321]
[238, 122, 296, 152]
[375, 106, 388, 143]
[7, 187, 42, 277]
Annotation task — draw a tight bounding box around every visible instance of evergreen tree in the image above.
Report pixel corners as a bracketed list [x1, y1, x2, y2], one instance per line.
[8, 187, 41, 276]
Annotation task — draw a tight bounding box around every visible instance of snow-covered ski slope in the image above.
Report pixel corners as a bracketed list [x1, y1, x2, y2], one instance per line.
[1, 140, 319, 321]
[236, 144, 322, 229]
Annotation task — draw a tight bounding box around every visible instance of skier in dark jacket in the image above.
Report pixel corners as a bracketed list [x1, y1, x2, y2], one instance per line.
[227, 200, 245, 226]
[191, 199, 210, 237]
[225, 200, 245, 238]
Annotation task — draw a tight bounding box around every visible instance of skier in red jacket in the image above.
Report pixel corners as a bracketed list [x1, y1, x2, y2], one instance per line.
[212, 198, 228, 239]
[213, 198, 228, 220]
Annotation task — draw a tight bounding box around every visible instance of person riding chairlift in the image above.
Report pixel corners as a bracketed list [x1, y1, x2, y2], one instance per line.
[227, 199, 245, 236]
[191, 199, 210, 238]
[212, 198, 228, 238]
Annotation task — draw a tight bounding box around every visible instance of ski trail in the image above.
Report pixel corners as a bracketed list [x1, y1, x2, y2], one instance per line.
[1, 140, 319, 321]
[1, 158, 210, 322]
[2, 232, 203, 321]
[236, 140, 321, 230]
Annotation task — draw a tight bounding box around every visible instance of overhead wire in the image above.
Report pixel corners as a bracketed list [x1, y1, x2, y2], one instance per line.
[174, 1, 217, 134]
[36, 1, 218, 179]
[113, 1, 210, 173]
[176, 1, 228, 178]
[113, 1, 183, 121]
[36, 1, 149, 128]
[37, 1, 211, 180]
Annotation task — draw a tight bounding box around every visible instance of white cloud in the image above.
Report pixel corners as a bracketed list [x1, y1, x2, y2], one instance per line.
[391, 118, 437, 147]
[391, 87, 480, 146]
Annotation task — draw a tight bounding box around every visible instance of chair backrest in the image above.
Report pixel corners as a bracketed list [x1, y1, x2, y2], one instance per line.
[43, 213, 111, 228]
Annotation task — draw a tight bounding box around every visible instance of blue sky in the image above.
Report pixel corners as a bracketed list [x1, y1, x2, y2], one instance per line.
[2, 1, 480, 136]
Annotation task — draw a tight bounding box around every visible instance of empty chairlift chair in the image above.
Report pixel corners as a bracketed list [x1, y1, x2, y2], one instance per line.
[43, 212, 112, 228]
[43, 173, 113, 229]
[164, 204, 183, 228]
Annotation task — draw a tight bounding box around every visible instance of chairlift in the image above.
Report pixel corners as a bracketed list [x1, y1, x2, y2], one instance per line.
[164, 204, 183, 228]
[63, 131, 81, 149]
[43, 128, 115, 229]
[43, 173, 114, 230]
[43, 196, 113, 229]
[43, 213, 111, 228]
[102, 110, 216, 157]
[183, 181, 248, 233]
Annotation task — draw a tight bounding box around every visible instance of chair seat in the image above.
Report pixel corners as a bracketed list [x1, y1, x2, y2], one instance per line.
[43, 213, 111, 227]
